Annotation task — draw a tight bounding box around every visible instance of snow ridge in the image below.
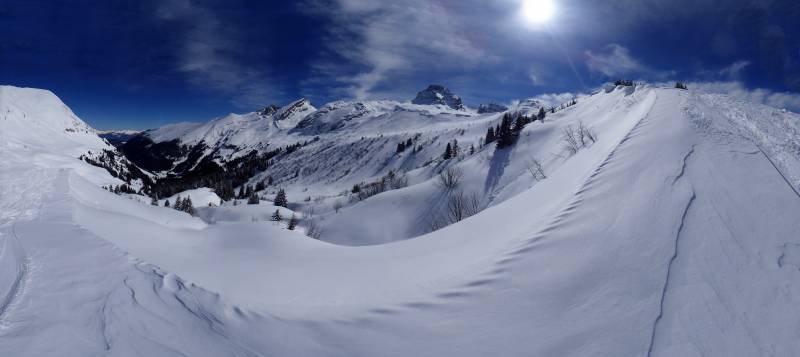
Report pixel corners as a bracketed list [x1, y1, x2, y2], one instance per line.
[646, 146, 697, 357]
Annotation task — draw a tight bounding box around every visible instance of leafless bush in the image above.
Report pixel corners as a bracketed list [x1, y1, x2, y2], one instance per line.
[303, 206, 316, 220]
[446, 190, 481, 222]
[437, 167, 463, 191]
[354, 170, 408, 201]
[562, 121, 598, 155]
[578, 121, 598, 146]
[526, 156, 547, 181]
[305, 219, 323, 240]
[427, 190, 481, 232]
[333, 200, 344, 213]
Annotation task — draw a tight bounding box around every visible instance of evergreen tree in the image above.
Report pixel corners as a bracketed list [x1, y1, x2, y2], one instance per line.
[274, 189, 288, 208]
[183, 196, 195, 216]
[272, 209, 282, 222]
[174, 196, 182, 211]
[513, 115, 529, 136]
[237, 185, 245, 199]
[496, 113, 516, 148]
[452, 140, 459, 157]
[406, 138, 413, 148]
[164, 199, 171, 208]
[537, 107, 546, 122]
[469, 144, 475, 155]
[396, 142, 405, 153]
[247, 192, 260, 205]
[485, 126, 496, 144]
[351, 184, 361, 194]
[443, 143, 453, 160]
[287, 214, 298, 230]
[267, 176, 274, 186]
[255, 181, 265, 192]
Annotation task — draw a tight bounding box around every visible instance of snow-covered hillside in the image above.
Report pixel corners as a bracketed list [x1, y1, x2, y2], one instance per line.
[2, 84, 800, 356]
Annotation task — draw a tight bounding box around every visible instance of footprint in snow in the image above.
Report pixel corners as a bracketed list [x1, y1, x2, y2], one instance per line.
[778, 243, 800, 271]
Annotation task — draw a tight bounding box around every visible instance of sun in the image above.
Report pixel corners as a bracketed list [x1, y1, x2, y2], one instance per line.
[521, 0, 555, 25]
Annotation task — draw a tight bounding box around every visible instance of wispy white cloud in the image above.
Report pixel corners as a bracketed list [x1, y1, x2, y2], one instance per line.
[301, 0, 498, 100]
[157, 0, 279, 108]
[585, 44, 675, 79]
[529, 92, 579, 108]
[690, 81, 800, 112]
[717, 60, 751, 79]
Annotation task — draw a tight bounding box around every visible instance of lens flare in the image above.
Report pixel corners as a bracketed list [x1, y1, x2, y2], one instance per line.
[521, 0, 555, 25]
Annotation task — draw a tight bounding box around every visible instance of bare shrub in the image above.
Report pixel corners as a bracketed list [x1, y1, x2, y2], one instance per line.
[437, 167, 463, 191]
[354, 170, 408, 201]
[427, 190, 481, 232]
[305, 219, 323, 240]
[446, 190, 481, 223]
[562, 121, 598, 155]
[303, 206, 316, 220]
[577, 121, 597, 146]
[333, 200, 344, 213]
[526, 156, 547, 181]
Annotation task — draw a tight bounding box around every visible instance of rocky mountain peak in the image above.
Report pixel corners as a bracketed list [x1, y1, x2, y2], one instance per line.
[477, 103, 508, 114]
[412, 84, 465, 110]
[260, 104, 280, 116]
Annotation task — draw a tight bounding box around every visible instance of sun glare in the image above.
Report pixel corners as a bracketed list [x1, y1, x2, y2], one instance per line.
[521, 0, 555, 25]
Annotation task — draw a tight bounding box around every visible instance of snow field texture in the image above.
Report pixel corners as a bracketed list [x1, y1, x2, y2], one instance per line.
[1, 84, 800, 355]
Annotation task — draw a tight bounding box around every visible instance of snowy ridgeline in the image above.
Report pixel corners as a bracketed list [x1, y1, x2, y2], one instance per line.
[2, 84, 800, 356]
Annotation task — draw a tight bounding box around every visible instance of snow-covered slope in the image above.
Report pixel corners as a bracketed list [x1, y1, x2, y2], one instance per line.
[0, 86, 147, 188]
[2, 84, 800, 356]
[0, 86, 108, 158]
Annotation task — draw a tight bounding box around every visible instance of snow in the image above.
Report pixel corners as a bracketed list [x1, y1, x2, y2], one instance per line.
[2, 84, 800, 356]
[144, 121, 203, 142]
[160, 187, 221, 208]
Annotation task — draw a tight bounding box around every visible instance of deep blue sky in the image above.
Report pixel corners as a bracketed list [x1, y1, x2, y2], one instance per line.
[2, 0, 799, 129]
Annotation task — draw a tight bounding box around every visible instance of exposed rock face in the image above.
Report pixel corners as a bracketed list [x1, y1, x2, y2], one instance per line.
[260, 104, 280, 116]
[477, 103, 508, 114]
[275, 99, 314, 122]
[412, 85, 465, 110]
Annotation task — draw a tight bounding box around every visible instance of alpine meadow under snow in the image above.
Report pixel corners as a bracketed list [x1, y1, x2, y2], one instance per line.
[3, 81, 800, 357]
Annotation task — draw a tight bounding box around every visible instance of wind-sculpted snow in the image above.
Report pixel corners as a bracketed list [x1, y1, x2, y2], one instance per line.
[2, 85, 800, 356]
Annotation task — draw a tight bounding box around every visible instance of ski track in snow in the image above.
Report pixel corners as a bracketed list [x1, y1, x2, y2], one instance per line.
[0, 226, 30, 331]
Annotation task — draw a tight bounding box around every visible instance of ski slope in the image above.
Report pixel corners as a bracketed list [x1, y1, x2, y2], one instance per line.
[2, 85, 800, 356]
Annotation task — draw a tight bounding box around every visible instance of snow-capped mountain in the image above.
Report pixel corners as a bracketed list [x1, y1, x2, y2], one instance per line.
[477, 102, 509, 114]
[0, 86, 150, 188]
[118, 86, 481, 192]
[3, 83, 800, 356]
[411, 84, 466, 110]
